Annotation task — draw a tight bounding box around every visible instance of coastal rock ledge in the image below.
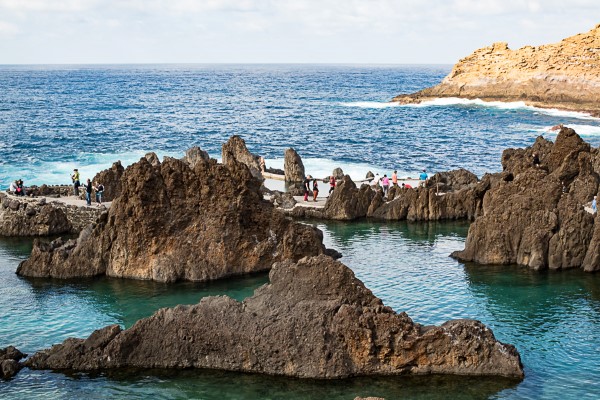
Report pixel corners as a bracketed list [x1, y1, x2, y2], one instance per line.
[393, 24, 600, 116]
[25, 255, 524, 380]
[17, 137, 327, 282]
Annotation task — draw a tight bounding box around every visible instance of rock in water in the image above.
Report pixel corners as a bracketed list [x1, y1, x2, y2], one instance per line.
[323, 176, 374, 220]
[1, 346, 26, 379]
[284, 148, 305, 182]
[25, 255, 524, 379]
[92, 161, 124, 202]
[221, 136, 263, 181]
[17, 144, 327, 282]
[393, 24, 600, 116]
[452, 126, 600, 271]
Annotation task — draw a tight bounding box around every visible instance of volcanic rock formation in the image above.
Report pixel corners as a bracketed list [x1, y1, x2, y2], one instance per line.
[393, 24, 600, 116]
[17, 138, 327, 282]
[25, 255, 524, 379]
[92, 161, 124, 202]
[452, 126, 600, 271]
[221, 136, 263, 181]
[284, 148, 305, 183]
[1, 346, 26, 379]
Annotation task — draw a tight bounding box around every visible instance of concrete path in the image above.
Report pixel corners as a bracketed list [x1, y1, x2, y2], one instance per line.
[40, 195, 112, 209]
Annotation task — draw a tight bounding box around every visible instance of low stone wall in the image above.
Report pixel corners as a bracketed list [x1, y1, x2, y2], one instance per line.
[0, 192, 104, 236]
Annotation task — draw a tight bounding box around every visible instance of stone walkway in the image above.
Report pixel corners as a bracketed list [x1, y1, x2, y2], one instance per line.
[39, 195, 112, 209]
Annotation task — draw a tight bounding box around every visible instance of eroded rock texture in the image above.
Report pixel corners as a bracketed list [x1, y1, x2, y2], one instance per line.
[453, 127, 600, 271]
[284, 148, 305, 183]
[221, 136, 263, 181]
[25, 255, 524, 379]
[92, 161, 124, 202]
[394, 24, 600, 116]
[0, 193, 72, 236]
[17, 142, 326, 282]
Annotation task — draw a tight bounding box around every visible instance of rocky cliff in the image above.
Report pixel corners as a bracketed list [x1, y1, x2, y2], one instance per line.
[452, 126, 600, 271]
[17, 138, 327, 282]
[393, 24, 600, 116]
[25, 255, 524, 379]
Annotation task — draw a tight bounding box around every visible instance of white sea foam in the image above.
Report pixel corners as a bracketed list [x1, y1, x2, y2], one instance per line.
[544, 124, 600, 136]
[266, 157, 417, 181]
[339, 101, 400, 109]
[408, 97, 599, 120]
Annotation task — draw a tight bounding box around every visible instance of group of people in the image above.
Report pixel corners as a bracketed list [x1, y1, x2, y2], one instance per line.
[71, 169, 104, 207]
[371, 169, 428, 197]
[302, 175, 337, 202]
[8, 179, 26, 196]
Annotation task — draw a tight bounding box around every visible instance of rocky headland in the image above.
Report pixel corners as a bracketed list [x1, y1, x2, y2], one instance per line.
[25, 255, 524, 380]
[17, 137, 328, 282]
[393, 24, 600, 116]
[452, 126, 600, 271]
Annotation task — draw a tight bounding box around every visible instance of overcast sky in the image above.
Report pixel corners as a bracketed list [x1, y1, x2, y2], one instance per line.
[0, 0, 597, 64]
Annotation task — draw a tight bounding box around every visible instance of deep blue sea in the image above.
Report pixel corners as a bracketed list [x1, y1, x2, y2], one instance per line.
[2, 65, 600, 399]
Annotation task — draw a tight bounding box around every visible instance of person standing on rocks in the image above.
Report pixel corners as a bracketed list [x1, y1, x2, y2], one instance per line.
[392, 170, 398, 186]
[532, 153, 541, 168]
[328, 175, 336, 197]
[259, 156, 266, 173]
[94, 182, 104, 206]
[381, 174, 390, 197]
[593, 196, 597, 214]
[83, 178, 93, 206]
[303, 175, 311, 202]
[71, 169, 81, 196]
[419, 169, 428, 187]
[312, 179, 319, 202]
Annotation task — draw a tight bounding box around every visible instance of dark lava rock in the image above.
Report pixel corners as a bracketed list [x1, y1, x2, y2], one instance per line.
[92, 161, 125, 202]
[1, 346, 26, 379]
[284, 148, 305, 183]
[25, 255, 524, 379]
[0, 193, 72, 236]
[17, 141, 329, 282]
[222, 136, 263, 181]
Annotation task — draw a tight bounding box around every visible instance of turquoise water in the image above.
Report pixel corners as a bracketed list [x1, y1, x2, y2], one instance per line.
[3, 65, 600, 399]
[2, 222, 600, 399]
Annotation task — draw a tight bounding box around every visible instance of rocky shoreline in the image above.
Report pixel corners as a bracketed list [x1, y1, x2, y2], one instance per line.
[392, 24, 600, 117]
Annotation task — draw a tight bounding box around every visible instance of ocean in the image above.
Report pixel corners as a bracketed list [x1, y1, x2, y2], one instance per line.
[1, 65, 600, 399]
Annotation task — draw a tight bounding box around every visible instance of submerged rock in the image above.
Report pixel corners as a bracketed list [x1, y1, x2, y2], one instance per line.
[1, 346, 26, 379]
[452, 126, 600, 271]
[25, 255, 524, 379]
[17, 141, 327, 282]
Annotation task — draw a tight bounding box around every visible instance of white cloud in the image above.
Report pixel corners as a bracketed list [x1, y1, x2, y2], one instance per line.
[0, 20, 18, 35]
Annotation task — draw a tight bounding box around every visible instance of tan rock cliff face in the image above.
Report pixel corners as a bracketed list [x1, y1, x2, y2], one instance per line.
[394, 24, 600, 115]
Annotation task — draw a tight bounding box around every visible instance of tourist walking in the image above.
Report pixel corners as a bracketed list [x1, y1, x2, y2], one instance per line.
[328, 176, 336, 196]
[381, 174, 390, 197]
[312, 179, 319, 202]
[303, 175, 311, 202]
[94, 182, 104, 206]
[419, 169, 428, 187]
[71, 168, 81, 196]
[83, 178, 93, 206]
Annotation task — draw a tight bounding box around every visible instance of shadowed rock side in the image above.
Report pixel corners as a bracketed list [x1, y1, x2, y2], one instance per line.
[92, 161, 124, 202]
[452, 127, 600, 271]
[393, 24, 600, 116]
[0, 193, 72, 236]
[17, 145, 327, 282]
[25, 255, 524, 379]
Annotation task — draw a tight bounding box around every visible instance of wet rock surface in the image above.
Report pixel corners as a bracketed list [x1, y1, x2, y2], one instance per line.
[25, 255, 524, 379]
[452, 127, 600, 271]
[17, 141, 328, 282]
[1, 346, 26, 379]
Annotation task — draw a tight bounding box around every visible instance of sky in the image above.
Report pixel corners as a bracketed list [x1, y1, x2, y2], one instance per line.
[0, 0, 597, 64]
